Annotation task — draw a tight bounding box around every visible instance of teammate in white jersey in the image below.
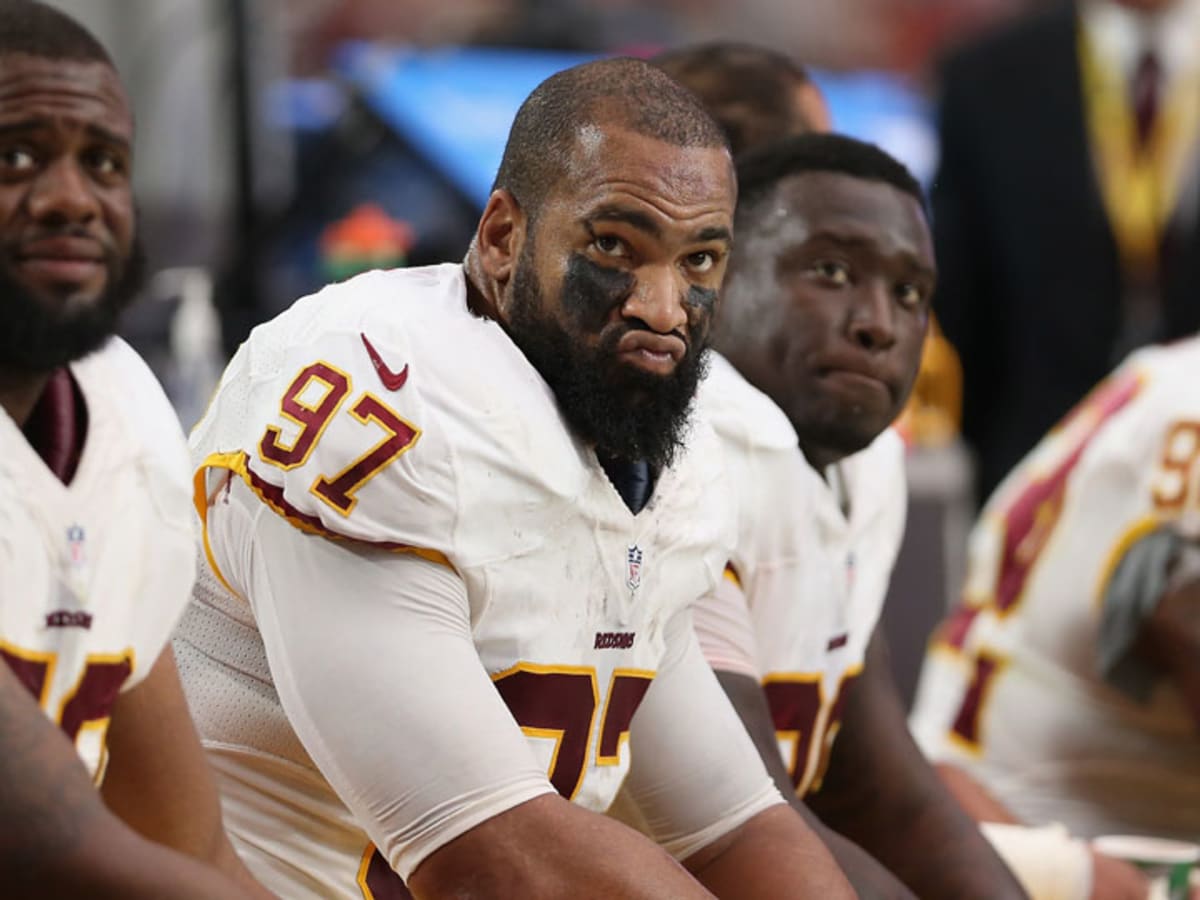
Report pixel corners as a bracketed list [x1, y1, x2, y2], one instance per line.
[910, 338, 1200, 896]
[691, 133, 1028, 898]
[175, 58, 852, 900]
[0, 4, 273, 898]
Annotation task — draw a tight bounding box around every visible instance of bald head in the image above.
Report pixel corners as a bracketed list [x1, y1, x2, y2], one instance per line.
[492, 57, 728, 222]
[0, 1, 115, 67]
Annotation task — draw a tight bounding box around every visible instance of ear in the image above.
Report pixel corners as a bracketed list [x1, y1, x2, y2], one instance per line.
[475, 189, 527, 287]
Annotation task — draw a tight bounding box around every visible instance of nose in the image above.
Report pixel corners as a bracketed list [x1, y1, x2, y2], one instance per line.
[621, 265, 689, 335]
[26, 157, 100, 226]
[847, 281, 897, 352]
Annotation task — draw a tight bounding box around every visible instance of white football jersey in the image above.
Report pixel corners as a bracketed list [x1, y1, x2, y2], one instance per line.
[910, 338, 1200, 840]
[693, 354, 908, 795]
[0, 338, 195, 780]
[177, 265, 776, 898]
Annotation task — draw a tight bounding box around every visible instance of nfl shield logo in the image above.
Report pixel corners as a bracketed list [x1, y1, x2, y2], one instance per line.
[66, 525, 86, 567]
[626, 545, 644, 592]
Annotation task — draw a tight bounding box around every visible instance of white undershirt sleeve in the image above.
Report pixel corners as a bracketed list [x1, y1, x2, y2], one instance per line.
[622, 604, 783, 861]
[212, 480, 555, 881]
[692, 571, 761, 679]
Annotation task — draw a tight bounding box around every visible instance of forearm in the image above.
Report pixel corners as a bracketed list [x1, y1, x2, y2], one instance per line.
[812, 761, 1025, 899]
[409, 794, 713, 899]
[15, 827, 274, 900]
[100, 649, 277, 899]
[792, 798, 916, 900]
[0, 666, 254, 899]
[1139, 569, 1200, 728]
[685, 805, 854, 900]
[935, 765, 1150, 900]
[809, 634, 1027, 900]
[934, 761, 1021, 824]
[714, 669, 911, 899]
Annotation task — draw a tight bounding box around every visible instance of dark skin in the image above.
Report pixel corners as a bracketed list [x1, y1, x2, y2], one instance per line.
[0, 54, 134, 425]
[423, 122, 854, 900]
[477, 146, 737, 376]
[0, 657, 272, 900]
[716, 669, 918, 900]
[0, 53, 272, 899]
[807, 632, 1027, 899]
[718, 171, 1027, 898]
[1139, 570, 1200, 729]
[723, 171, 934, 472]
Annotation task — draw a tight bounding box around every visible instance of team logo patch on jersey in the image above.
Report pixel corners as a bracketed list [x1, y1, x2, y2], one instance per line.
[67, 524, 86, 567]
[49, 526, 92, 629]
[626, 545, 644, 592]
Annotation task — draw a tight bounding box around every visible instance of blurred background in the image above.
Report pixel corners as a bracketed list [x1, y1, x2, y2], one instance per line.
[43, 0, 1195, 704]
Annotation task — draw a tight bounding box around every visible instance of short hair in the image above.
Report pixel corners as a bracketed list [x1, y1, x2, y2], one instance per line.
[0, 1, 114, 67]
[735, 132, 926, 228]
[715, 133, 928, 358]
[652, 42, 816, 156]
[492, 57, 728, 221]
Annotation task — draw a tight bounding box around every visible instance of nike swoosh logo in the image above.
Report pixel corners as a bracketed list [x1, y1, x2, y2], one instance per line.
[360, 332, 409, 391]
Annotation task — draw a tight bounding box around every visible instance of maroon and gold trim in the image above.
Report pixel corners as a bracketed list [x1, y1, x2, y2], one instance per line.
[257, 361, 353, 472]
[807, 664, 862, 794]
[988, 368, 1143, 618]
[1093, 514, 1161, 610]
[491, 662, 599, 801]
[356, 844, 413, 899]
[0, 640, 58, 707]
[595, 668, 654, 767]
[947, 650, 1008, 756]
[310, 392, 421, 517]
[722, 562, 742, 590]
[194, 452, 453, 580]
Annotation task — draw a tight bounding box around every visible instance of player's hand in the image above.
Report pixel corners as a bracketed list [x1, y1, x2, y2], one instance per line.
[1089, 851, 1149, 900]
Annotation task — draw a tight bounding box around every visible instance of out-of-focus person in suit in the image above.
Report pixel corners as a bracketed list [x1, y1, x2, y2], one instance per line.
[932, 0, 1200, 501]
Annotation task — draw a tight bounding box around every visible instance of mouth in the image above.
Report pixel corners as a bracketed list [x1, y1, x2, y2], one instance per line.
[615, 330, 687, 376]
[816, 364, 893, 401]
[15, 237, 107, 288]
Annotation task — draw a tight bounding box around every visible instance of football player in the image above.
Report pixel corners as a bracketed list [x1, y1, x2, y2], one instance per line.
[175, 58, 853, 899]
[910, 334, 1200, 899]
[651, 42, 831, 154]
[0, 3, 273, 898]
[691, 133, 1028, 898]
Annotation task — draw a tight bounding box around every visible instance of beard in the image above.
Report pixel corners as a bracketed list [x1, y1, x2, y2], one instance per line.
[505, 253, 710, 472]
[0, 233, 146, 374]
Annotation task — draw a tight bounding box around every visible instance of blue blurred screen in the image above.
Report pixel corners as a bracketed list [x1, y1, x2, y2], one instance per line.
[333, 42, 936, 209]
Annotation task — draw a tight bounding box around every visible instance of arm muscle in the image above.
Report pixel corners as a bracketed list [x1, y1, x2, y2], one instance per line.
[806, 631, 1027, 899]
[0, 656, 266, 899]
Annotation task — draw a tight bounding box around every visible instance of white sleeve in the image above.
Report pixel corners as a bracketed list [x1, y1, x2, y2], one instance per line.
[623, 605, 783, 860]
[692, 571, 761, 679]
[211, 480, 555, 881]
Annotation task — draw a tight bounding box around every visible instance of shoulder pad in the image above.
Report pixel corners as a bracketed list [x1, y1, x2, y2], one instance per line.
[192, 267, 470, 559]
[698, 353, 797, 452]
